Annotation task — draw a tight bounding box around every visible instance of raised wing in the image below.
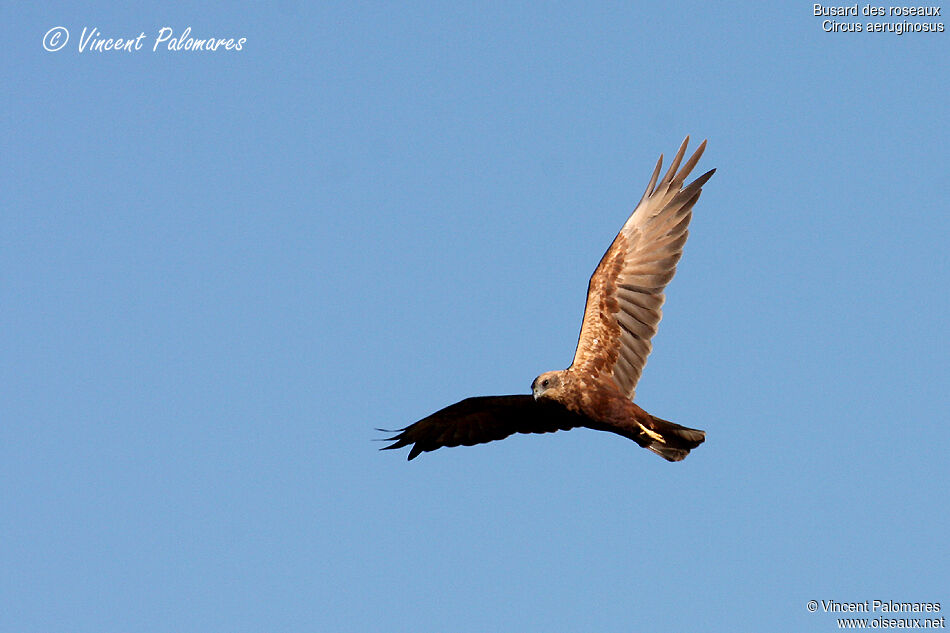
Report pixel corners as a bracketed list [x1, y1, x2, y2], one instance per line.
[380, 395, 589, 460]
[570, 137, 714, 399]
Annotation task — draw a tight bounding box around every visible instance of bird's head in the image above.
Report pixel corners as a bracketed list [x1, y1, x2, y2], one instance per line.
[531, 370, 565, 400]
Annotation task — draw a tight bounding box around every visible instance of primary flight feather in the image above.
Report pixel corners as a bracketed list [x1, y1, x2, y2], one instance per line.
[383, 137, 714, 462]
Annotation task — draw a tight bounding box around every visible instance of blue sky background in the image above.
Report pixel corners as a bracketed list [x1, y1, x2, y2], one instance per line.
[3, 3, 948, 632]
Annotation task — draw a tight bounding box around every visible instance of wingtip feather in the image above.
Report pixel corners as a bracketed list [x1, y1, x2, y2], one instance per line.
[641, 154, 663, 202]
[661, 138, 690, 186]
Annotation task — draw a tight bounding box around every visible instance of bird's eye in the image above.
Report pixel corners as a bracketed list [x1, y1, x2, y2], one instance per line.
[541, 379, 549, 388]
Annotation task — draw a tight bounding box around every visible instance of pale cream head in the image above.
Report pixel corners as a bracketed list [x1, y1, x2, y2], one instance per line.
[531, 370, 566, 400]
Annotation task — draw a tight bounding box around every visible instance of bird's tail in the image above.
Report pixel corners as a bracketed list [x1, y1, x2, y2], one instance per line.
[639, 414, 706, 462]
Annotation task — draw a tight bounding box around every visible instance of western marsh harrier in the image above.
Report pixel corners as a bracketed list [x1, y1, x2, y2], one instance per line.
[383, 138, 714, 462]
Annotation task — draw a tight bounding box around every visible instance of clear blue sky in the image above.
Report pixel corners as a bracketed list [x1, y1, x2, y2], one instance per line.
[3, 3, 948, 632]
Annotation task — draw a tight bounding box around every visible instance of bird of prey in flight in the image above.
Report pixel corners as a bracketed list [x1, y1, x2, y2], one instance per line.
[383, 137, 714, 462]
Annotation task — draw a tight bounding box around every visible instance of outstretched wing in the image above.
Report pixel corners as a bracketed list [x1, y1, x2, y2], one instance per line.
[570, 137, 714, 400]
[381, 395, 588, 460]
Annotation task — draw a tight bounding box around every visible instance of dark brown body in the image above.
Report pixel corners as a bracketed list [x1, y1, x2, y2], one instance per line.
[533, 367, 704, 461]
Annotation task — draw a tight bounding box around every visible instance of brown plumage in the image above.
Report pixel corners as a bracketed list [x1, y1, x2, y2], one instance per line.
[383, 137, 714, 462]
